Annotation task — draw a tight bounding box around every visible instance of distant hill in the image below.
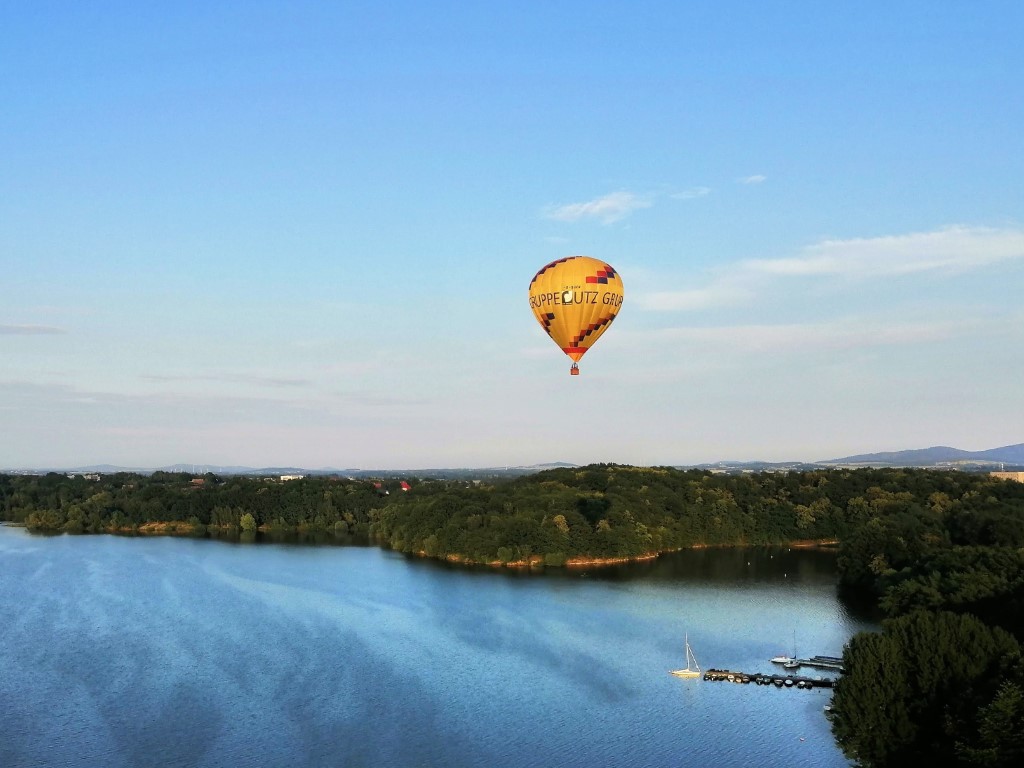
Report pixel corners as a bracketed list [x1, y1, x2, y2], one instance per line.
[0, 462, 581, 480]
[820, 443, 1024, 467]
[6, 448, 1023, 477]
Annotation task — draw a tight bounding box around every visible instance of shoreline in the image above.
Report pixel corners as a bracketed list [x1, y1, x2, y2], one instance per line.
[9, 521, 840, 568]
[426, 538, 840, 570]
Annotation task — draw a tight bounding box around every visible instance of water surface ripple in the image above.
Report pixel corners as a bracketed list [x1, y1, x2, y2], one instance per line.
[0, 526, 874, 767]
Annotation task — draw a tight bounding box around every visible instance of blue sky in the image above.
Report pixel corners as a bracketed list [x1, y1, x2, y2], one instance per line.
[3, 1, 1023, 469]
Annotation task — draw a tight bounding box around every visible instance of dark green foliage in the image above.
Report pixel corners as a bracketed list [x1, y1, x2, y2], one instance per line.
[957, 681, 1024, 766]
[367, 465, 827, 563]
[1, 472, 381, 537]
[880, 547, 1024, 637]
[576, 495, 610, 524]
[831, 611, 1024, 767]
[4, 467, 1023, 576]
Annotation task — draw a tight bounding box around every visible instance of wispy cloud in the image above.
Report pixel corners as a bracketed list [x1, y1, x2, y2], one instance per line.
[671, 186, 711, 200]
[331, 391, 431, 408]
[652, 318, 965, 353]
[640, 282, 752, 311]
[637, 226, 1024, 312]
[544, 191, 652, 224]
[141, 373, 312, 388]
[746, 226, 1024, 277]
[0, 324, 67, 335]
[739, 174, 766, 185]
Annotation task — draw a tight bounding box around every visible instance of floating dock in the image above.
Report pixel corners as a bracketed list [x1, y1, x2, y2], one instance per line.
[778, 655, 843, 671]
[772, 654, 844, 672]
[702, 668, 835, 688]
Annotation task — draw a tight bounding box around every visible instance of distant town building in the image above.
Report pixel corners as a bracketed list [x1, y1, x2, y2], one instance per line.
[279, 475, 304, 481]
[990, 471, 1024, 483]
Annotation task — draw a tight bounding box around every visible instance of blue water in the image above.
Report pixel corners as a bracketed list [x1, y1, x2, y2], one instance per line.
[0, 526, 875, 767]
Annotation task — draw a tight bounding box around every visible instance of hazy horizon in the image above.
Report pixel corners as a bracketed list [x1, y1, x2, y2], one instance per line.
[5, 440, 1024, 474]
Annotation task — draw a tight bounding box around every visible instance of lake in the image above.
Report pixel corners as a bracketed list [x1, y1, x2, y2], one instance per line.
[0, 525, 877, 767]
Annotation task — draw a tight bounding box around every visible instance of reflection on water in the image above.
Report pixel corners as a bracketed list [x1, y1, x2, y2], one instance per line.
[0, 525, 872, 767]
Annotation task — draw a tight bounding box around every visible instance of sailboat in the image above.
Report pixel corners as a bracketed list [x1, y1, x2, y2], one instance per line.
[771, 630, 800, 668]
[670, 634, 702, 678]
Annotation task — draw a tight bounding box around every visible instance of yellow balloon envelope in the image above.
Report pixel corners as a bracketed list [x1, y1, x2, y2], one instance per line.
[528, 256, 624, 375]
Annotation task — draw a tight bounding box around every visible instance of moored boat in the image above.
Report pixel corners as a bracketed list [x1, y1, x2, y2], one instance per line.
[670, 634, 702, 679]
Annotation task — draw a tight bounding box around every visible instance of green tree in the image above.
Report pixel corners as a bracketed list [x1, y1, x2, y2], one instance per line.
[831, 611, 1022, 767]
[957, 681, 1024, 766]
[240, 512, 257, 532]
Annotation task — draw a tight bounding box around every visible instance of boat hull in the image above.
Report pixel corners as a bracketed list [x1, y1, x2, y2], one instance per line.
[671, 669, 700, 678]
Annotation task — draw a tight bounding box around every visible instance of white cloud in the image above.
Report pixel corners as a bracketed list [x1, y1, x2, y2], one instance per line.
[739, 175, 766, 184]
[638, 282, 752, 311]
[0, 324, 66, 335]
[671, 186, 711, 200]
[141, 373, 312, 388]
[636, 226, 1024, 312]
[653, 318, 965, 353]
[544, 191, 652, 224]
[746, 226, 1024, 277]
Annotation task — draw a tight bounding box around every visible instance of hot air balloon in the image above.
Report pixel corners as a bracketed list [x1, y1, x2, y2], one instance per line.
[528, 255, 624, 375]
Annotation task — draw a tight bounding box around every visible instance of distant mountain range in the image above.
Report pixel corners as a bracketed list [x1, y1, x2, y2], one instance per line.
[3, 448, 1022, 477]
[817, 443, 1024, 467]
[690, 443, 1024, 472]
[2, 461, 579, 479]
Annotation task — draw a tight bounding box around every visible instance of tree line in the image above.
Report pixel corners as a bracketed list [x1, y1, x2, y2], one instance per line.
[2, 464, 1023, 764]
[0, 471, 389, 537]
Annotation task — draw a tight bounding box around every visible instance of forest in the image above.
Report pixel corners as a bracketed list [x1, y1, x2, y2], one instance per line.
[2, 464, 1023, 765]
